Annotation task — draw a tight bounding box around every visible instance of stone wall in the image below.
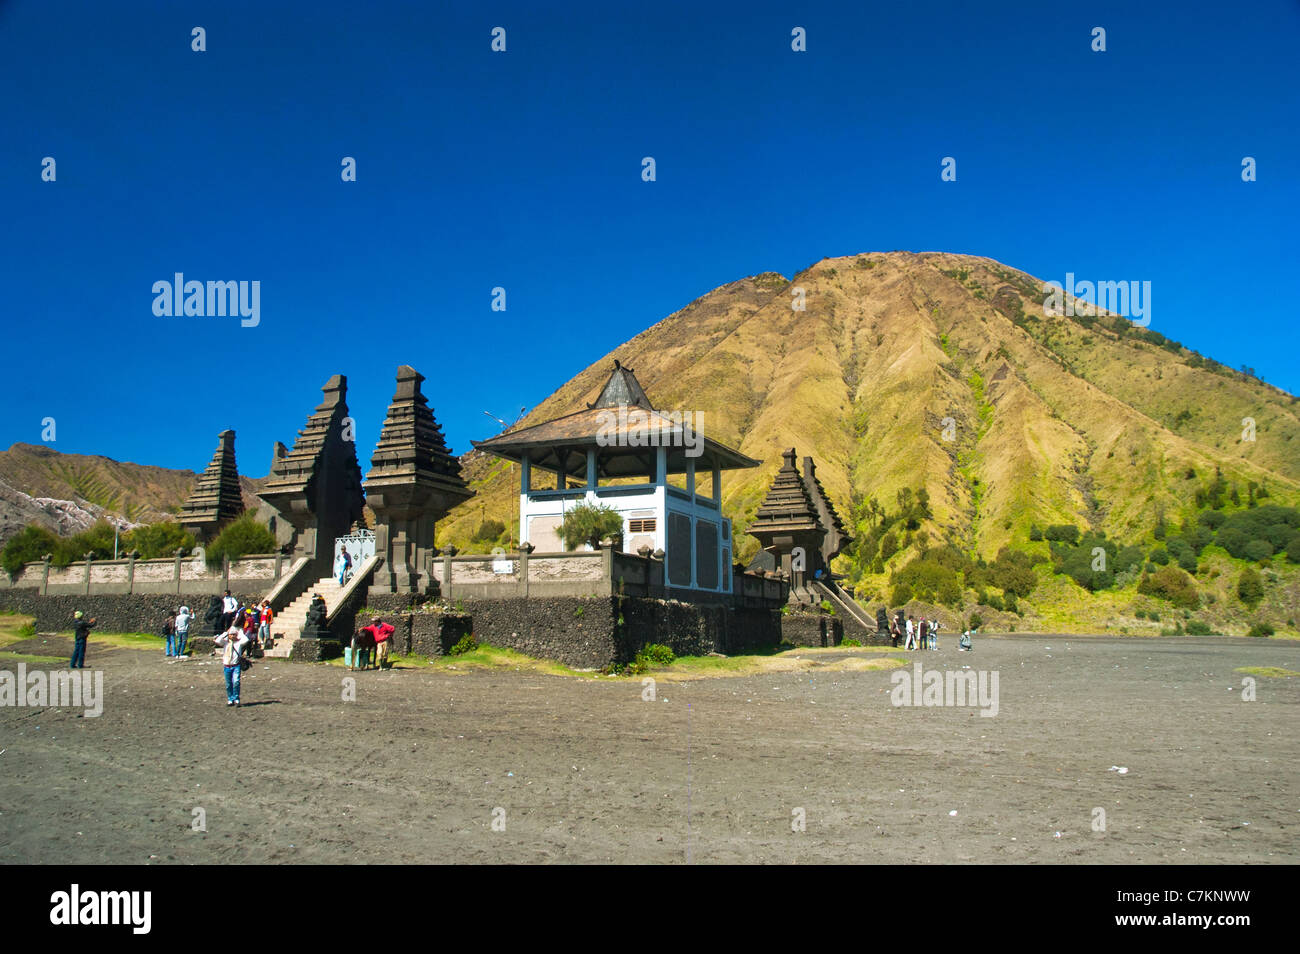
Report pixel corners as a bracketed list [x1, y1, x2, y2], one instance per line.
[781, 611, 845, 648]
[0, 590, 262, 636]
[461, 596, 780, 669]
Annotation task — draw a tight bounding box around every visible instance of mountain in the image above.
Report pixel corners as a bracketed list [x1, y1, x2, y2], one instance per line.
[437, 251, 1300, 628]
[0, 442, 263, 540]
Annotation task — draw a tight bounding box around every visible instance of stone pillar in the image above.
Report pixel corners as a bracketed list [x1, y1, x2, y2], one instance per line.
[441, 545, 457, 600]
[517, 541, 533, 597]
[40, 553, 51, 596]
[174, 548, 184, 594]
[127, 550, 139, 594]
[84, 552, 93, 595]
[222, 555, 230, 594]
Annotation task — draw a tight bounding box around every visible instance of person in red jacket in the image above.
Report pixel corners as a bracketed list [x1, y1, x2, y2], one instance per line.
[370, 618, 396, 669]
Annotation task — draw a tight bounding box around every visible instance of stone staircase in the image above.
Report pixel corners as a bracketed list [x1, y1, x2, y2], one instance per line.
[263, 577, 345, 659]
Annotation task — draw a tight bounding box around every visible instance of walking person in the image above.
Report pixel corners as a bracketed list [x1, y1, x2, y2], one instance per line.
[70, 611, 95, 669]
[162, 609, 178, 657]
[214, 625, 251, 707]
[905, 615, 916, 651]
[175, 605, 193, 658]
[336, 547, 352, 585]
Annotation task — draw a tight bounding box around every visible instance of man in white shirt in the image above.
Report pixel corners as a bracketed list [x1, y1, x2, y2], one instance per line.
[220, 590, 238, 632]
[214, 626, 250, 707]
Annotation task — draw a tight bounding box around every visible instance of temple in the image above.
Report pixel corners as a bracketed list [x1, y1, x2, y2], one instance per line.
[473, 361, 759, 599]
[179, 429, 244, 542]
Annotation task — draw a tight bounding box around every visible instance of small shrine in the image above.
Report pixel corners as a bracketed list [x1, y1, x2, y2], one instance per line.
[747, 448, 852, 602]
[473, 360, 758, 596]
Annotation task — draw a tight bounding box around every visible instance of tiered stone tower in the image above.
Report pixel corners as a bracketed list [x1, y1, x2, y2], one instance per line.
[802, 456, 849, 567]
[365, 365, 474, 595]
[180, 429, 244, 542]
[747, 448, 827, 598]
[258, 375, 365, 580]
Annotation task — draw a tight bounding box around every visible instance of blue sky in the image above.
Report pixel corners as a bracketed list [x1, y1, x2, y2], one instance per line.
[2, 0, 1297, 475]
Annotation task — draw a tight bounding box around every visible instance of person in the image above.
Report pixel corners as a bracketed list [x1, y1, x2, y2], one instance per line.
[889, 617, 901, 648]
[371, 618, 396, 669]
[918, 617, 929, 651]
[162, 609, 178, 657]
[930, 619, 940, 650]
[219, 589, 238, 632]
[959, 628, 974, 652]
[175, 605, 193, 658]
[71, 611, 95, 669]
[905, 615, 916, 651]
[257, 600, 273, 649]
[337, 547, 352, 585]
[242, 605, 260, 653]
[214, 625, 251, 706]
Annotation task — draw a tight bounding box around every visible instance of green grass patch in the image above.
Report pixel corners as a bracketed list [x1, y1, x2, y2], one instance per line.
[0, 650, 67, 665]
[1235, 666, 1300, 678]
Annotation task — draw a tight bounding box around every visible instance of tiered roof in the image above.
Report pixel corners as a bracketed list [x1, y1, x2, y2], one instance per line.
[180, 429, 243, 534]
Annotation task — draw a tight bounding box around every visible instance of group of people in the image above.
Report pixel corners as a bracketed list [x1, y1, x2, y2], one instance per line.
[890, 613, 942, 650]
[879, 609, 977, 651]
[159, 605, 195, 658]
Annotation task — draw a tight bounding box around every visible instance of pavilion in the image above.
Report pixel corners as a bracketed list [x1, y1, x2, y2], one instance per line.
[472, 361, 759, 598]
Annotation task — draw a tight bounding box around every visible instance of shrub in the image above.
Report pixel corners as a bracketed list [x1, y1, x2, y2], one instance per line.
[1247, 622, 1275, 638]
[558, 502, 623, 550]
[1135, 609, 1147, 619]
[889, 582, 913, 606]
[1237, 567, 1264, 608]
[1137, 566, 1200, 609]
[2, 524, 61, 575]
[1028, 525, 1043, 541]
[124, 521, 196, 560]
[449, 634, 479, 656]
[840, 638, 862, 648]
[968, 612, 984, 630]
[1148, 547, 1169, 566]
[205, 514, 277, 567]
[1243, 539, 1273, 562]
[473, 518, 506, 542]
[1184, 620, 1213, 635]
[634, 643, 675, 669]
[1044, 524, 1080, 545]
[878, 531, 899, 563]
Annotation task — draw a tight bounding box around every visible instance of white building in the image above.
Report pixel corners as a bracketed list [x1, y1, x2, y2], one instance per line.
[472, 361, 759, 597]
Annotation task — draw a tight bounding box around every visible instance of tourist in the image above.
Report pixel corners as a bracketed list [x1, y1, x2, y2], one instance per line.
[889, 616, 901, 647]
[70, 611, 95, 669]
[214, 625, 251, 707]
[162, 609, 178, 657]
[220, 589, 238, 631]
[337, 547, 352, 585]
[175, 605, 193, 658]
[258, 600, 273, 649]
[959, 628, 974, 652]
[242, 604, 260, 652]
[905, 615, 915, 650]
[918, 617, 929, 652]
[928, 619, 939, 650]
[371, 618, 396, 669]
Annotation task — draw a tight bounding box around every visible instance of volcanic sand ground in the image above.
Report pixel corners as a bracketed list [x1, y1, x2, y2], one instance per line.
[1, 633, 1296, 864]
